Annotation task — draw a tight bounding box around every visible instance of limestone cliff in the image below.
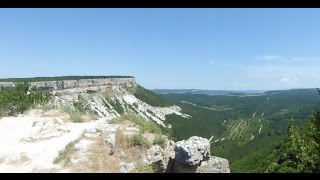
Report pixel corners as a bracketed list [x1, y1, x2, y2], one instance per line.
[0, 77, 136, 90]
[0, 77, 190, 128]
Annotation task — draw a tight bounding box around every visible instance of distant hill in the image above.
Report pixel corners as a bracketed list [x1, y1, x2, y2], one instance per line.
[151, 89, 267, 95]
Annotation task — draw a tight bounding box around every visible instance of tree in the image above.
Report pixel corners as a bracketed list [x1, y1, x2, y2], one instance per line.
[267, 89, 320, 173]
[0, 82, 52, 116]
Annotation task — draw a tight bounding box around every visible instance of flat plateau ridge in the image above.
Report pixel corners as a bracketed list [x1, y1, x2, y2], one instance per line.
[0, 77, 136, 90]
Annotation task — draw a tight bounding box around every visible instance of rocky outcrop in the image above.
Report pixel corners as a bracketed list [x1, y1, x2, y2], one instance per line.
[175, 136, 210, 165]
[146, 145, 166, 172]
[119, 162, 135, 173]
[104, 134, 116, 155]
[146, 136, 230, 173]
[197, 156, 230, 173]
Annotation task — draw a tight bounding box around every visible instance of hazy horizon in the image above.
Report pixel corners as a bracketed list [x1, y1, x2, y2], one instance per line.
[1, 8, 319, 90]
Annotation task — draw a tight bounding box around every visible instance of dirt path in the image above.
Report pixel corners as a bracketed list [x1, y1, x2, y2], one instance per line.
[0, 110, 108, 172]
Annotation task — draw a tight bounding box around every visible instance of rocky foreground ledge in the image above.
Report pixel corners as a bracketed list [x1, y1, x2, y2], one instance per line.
[146, 136, 230, 173]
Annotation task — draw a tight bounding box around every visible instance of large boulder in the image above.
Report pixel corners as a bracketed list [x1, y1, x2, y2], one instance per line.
[175, 136, 210, 166]
[168, 136, 230, 173]
[197, 156, 230, 173]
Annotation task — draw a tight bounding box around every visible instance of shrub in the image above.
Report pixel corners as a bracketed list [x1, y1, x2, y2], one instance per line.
[109, 113, 162, 134]
[127, 133, 149, 147]
[153, 135, 166, 148]
[134, 160, 155, 173]
[109, 99, 124, 115]
[62, 107, 85, 123]
[109, 116, 126, 124]
[0, 82, 52, 116]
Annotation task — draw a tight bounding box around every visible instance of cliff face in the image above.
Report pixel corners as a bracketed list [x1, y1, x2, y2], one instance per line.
[0, 77, 190, 128]
[0, 77, 136, 90]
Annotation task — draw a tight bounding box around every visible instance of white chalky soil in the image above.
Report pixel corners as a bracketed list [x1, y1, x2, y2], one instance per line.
[0, 111, 107, 173]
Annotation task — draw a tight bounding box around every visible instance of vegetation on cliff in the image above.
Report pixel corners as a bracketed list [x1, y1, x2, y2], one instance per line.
[133, 85, 173, 107]
[266, 89, 320, 173]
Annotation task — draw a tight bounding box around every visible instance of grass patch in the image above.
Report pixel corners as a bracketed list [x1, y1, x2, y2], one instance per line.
[73, 101, 86, 113]
[109, 99, 124, 115]
[127, 133, 150, 147]
[115, 129, 127, 149]
[124, 114, 161, 134]
[153, 135, 166, 148]
[53, 138, 81, 164]
[62, 107, 85, 123]
[109, 116, 126, 124]
[109, 113, 162, 134]
[134, 160, 155, 173]
[42, 104, 57, 112]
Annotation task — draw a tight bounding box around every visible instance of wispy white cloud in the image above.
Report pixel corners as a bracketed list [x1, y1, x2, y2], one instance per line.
[258, 55, 320, 62]
[279, 77, 300, 84]
[258, 55, 286, 61]
[208, 54, 320, 89]
[291, 57, 320, 62]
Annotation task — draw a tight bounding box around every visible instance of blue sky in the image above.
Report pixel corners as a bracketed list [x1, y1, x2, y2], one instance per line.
[0, 8, 320, 90]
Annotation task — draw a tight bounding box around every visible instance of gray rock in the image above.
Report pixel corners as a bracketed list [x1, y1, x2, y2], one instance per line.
[123, 127, 140, 136]
[104, 124, 120, 134]
[124, 127, 140, 133]
[147, 145, 163, 164]
[104, 133, 116, 155]
[85, 127, 97, 134]
[119, 162, 135, 173]
[84, 133, 99, 139]
[162, 140, 175, 170]
[175, 136, 210, 165]
[74, 140, 93, 151]
[197, 156, 230, 173]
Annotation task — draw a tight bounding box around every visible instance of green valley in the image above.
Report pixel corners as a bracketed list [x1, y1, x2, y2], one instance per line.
[157, 89, 320, 172]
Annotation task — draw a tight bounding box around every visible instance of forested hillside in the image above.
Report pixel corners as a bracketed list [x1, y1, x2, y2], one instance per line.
[158, 89, 320, 172]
